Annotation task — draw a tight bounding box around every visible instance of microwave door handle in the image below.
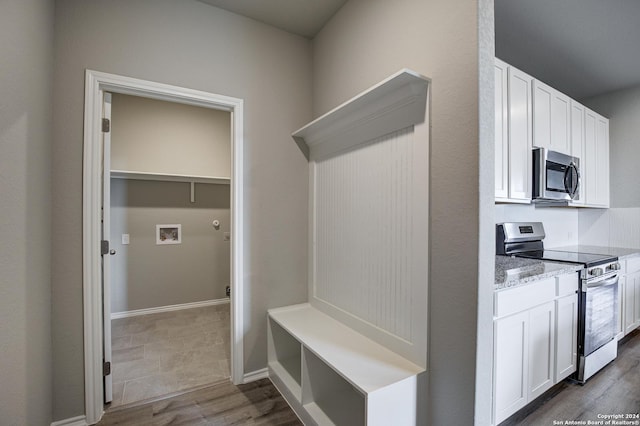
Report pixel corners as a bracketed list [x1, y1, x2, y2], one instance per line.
[564, 163, 579, 199]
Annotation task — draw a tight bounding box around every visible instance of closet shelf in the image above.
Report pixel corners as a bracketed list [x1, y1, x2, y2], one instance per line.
[291, 68, 429, 160]
[110, 170, 230, 185]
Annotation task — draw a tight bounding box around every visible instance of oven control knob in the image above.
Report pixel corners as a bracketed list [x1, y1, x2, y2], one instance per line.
[606, 262, 621, 272]
[589, 267, 604, 277]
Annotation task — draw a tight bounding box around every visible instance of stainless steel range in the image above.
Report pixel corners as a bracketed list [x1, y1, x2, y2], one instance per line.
[496, 222, 621, 383]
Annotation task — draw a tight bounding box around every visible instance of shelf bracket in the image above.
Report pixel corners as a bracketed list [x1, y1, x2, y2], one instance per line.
[190, 181, 195, 203]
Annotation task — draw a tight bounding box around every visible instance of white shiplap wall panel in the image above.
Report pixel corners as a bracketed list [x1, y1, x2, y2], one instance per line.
[314, 128, 414, 341]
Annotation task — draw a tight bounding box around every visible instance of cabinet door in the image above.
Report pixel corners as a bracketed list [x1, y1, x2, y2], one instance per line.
[618, 276, 626, 339]
[533, 80, 571, 155]
[595, 116, 610, 207]
[533, 80, 552, 151]
[636, 273, 640, 329]
[528, 301, 555, 401]
[508, 67, 533, 201]
[494, 311, 529, 425]
[584, 109, 610, 207]
[555, 294, 578, 381]
[551, 91, 571, 155]
[570, 101, 585, 205]
[495, 59, 509, 200]
[624, 273, 634, 334]
[626, 271, 640, 334]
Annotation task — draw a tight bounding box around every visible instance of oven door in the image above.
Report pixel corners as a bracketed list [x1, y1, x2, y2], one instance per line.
[583, 274, 618, 356]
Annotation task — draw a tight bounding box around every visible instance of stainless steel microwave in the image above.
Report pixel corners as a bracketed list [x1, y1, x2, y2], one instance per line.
[532, 148, 580, 202]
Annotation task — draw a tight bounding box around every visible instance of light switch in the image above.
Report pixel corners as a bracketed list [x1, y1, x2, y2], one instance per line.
[122, 234, 130, 245]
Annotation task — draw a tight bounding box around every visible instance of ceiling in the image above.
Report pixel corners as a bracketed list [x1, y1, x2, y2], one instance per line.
[197, 0, 348, 39]
[196, 0, 640, 101]
[496, 0, 640, 100]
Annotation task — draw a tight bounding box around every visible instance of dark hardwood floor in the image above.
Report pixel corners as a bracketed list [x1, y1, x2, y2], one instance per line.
[98, 378, 302, 425]
[98, 331, 640, 425]
[502, 330, 640, 425]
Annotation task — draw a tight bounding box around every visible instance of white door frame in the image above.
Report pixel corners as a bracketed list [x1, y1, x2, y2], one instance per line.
[82, 70, 245, 424]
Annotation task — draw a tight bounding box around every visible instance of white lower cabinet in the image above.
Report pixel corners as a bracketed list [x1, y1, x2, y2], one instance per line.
[624, 271, 640, 335]
[555, 293, 578, 381]
[268, 304, 425, 426]
[621, 257, 640, 337]
[528, 301, 556, 400]
[493, 272, 578, 425]
[617, 275, 626, 339]
[494, 310, 529, 424]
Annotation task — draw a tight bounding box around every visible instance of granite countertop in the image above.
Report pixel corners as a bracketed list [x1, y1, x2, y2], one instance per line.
[553, 245, 640, 260]
[495, 256, 583, 291]
[495, 245, 640, 291]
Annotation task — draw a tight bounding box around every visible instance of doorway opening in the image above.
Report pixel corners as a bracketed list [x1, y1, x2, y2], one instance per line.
[106, 92, 233, 407]
[82, 70, 245, 424]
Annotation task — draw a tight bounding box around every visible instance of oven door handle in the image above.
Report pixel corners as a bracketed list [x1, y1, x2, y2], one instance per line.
[585, 275, 618, 289]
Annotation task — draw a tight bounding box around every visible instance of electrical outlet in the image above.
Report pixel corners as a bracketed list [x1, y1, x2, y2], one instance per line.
[122, 234, 130, 245]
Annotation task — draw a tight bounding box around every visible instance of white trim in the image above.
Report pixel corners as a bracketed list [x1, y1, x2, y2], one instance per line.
[111, 298, 230, 319]
[51, 415, 87, 426]
[243, 367, 269, 383]
[82, 70, 245, 425]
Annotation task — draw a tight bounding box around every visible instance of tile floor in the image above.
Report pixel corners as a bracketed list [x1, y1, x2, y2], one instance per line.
[109, 303, 230, 408]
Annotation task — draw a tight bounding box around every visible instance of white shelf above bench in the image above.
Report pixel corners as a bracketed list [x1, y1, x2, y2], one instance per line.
[292, 69, 429, 160]
[268, 303, 425, 426]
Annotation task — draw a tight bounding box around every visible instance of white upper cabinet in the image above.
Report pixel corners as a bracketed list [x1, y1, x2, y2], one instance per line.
[569, 101, 585, 206]
[495, 60, 533, 203]
[533, 80, 571, 155]
[508, 66, 534, 202]
[584, 108, 610, 207]
[495, 58, 509, 200]
[494, 58, 610, 208]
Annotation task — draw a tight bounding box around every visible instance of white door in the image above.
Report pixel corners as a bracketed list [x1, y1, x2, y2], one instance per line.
[101, 92, 113, 403]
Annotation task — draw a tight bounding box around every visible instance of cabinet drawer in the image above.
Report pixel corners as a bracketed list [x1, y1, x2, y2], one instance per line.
[556, 273, 579, 297]
[626, 257, 640, 274]
[495, 278, 556, 318]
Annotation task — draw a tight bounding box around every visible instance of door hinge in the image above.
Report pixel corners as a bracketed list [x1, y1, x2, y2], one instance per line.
[101, 240, 109, 255]
[103, 361, 111, 376]
[102, 118, 110, 133]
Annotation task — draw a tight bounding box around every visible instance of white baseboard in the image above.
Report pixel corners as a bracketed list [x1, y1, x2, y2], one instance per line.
[51, 415, 87, 426]
[243, 367, 269, 383]
[111, 298, 230, 320]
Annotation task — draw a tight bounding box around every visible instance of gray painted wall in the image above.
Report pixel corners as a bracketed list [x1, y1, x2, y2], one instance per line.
[111, 93, 232, 177]
[52, 0, 311, 420]
[582, 84, 640, 208]
[109, 93, 232, 313]
[0, 0, 54, 424]
[110, 179, 230, 313]
[313, 0, 487, 424]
